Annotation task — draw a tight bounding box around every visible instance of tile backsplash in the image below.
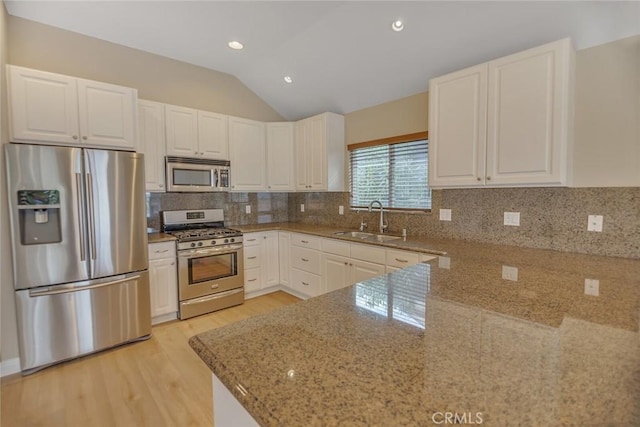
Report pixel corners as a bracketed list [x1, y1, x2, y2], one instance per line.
[288, 188, 640, 259]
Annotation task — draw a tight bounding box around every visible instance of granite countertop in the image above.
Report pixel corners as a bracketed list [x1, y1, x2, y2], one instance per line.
[147, 232, 176, 243]
[189, 238, 640, 426]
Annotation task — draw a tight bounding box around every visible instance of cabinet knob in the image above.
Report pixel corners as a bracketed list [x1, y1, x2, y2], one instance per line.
[72, 135, 78, 140]
[171, 262, 175, 265]
[476, 177, 481, 181]
[486, 176, 491, 181]
[159, 183, 164, 187]
[200, 152, 204, 156]
[344, 262, 348, 266]
[82, 136, 88, 140]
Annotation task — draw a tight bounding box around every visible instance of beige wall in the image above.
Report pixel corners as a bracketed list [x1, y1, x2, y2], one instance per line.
[345, 92, 428, 145]
[1, 2, 18, 364]
[7, 16, 284, 122]
[572, 35, 640, 187]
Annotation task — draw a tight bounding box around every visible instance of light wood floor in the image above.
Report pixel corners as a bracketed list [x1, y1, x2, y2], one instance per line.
[1, 291, 300, 427]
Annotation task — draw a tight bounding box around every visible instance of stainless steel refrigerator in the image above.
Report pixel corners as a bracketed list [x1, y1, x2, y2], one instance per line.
[5, 143, 151, 374]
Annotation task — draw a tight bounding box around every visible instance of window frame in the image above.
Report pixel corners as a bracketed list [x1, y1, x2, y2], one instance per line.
[348, 131, 431, 212]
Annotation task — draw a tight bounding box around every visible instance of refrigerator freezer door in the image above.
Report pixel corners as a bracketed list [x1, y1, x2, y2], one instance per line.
[84, 149, 148, 279]
[5, 144, 90, 289]
[15, 271, 151, 373]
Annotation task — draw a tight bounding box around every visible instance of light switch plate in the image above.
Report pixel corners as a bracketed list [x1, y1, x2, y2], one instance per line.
[504, 212, 520, 226]
[587, 215, 603, 232]
[300, 204, 305, 213]
[245, 205, 251, 214]
[584, 278, 600, 296]
[439, 209, 452, 221]
[339, 205, 344, 215]
[502, 265, 518, 281]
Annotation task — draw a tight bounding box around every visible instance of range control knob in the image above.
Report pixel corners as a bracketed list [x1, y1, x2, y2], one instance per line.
[190, 242, 196, 248]
[211, 240, 216, 246]
[230, 238, 235, 243]
[224, 238, 229, 243]
[197, 241, 203, 247]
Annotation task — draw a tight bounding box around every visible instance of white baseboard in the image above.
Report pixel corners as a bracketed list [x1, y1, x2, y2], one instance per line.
[151, 311, 178, 325]
[1, 357, 21, 377]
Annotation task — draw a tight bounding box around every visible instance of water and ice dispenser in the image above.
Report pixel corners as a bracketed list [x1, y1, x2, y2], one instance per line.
[17, 190, 62, 245]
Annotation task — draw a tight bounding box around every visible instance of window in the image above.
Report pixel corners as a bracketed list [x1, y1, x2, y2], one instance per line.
[349, 132, 431, 210]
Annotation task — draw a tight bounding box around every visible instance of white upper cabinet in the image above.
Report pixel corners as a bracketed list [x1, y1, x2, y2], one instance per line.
[295, 112, 345, 191]
[229, 116, 266, 191]
[266, 122, 295, 192]
[137, 100, 166, 192]
[198, 111, 229, 159]
[165, 104, 199, 157]
[429, 38, 574, 188]
[8, 65, 137, 149]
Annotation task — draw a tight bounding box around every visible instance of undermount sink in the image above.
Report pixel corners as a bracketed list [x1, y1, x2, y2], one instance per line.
[333, 231, 402, 242]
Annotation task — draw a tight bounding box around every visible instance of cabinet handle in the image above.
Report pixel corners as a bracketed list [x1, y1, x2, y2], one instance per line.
[194, 151, 199, 155]
[159, 183, 164, 187]
[171, 262, 175, 266]
[301, 240, 309, 244]
[247, 239, 257, 242]
[211, 284, 219, 289]
[395, 258, 409, 263]
[263, 236, 267, 239]
[248, 256, 257, 260]
[268, 186, 271, 189]
[247, 279, 257, 282]
[301, 258, 309, 262]
[72, 135, 78, 140]
[344, 262, 348, 266]
[486, 176, 491, 181]
[476, 177, 481, 181]
[82, 136, 88, 140]
[154, 249, 169, 253]
[302, 281, 310, 286]
[349, 263, 353, 266]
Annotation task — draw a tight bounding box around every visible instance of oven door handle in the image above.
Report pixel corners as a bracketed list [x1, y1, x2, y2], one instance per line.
[178, 244, 243, 258]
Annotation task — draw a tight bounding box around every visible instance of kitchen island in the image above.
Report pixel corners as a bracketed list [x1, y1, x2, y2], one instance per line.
[189, 240, 640, 426]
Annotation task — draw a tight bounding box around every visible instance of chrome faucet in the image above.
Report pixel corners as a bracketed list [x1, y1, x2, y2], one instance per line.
[368, 200, 388, 233]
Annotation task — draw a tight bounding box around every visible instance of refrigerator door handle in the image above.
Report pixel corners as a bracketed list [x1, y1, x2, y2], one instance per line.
[29, 273, 143, 297]
[86, 173, 97, 260]
[75, 173, 86, 261]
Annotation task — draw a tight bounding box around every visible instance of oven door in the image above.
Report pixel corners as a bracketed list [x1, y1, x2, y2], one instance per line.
[178, 244, 244, 301]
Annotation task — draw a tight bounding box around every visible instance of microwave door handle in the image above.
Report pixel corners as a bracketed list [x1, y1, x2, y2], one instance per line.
[214, 168, 219, 188]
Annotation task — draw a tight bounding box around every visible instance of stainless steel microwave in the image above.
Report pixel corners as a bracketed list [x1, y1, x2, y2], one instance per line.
[166, 156, 230, 192]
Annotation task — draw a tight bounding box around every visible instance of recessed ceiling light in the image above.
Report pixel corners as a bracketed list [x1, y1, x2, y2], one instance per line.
[283, 76, 293, 84]
[228, 40, 244, 50]
[391, 20, 404, 32]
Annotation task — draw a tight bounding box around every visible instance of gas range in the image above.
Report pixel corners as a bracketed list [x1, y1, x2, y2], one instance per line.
[161, 209, 243, 250]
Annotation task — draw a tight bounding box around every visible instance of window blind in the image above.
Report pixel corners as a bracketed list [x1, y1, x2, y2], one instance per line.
[349, 138, 431, 210]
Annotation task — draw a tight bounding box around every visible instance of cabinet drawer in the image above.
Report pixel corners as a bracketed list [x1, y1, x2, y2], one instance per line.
[350, 243, 386, 264]
[291, 268, 322, 298]
[386, 249, 420, 268]
[291, 246, 321, 275]
[148, 241, 176, 260]
[243, 233, 262, 246]
[291, 233, 321, 250]
[244, 267, 261, 293]
[244, 245, 261, 269]
[321, 238, 350, 257]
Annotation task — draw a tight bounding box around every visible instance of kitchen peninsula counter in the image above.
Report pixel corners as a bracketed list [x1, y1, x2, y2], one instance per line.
[189, 238, 640, 426]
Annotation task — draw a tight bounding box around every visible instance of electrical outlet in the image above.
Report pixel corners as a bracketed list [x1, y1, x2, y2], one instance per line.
[584, 278, 600, 296]
[339, 205, 344, 215]
[504, 212, 520, 226]
[438, 256, 451, 269]
[502, 265, 518, 281]
[300, 204, 305, 213]
[245, 205, 251, 214]
[439, 209, 452, 221]
[587, 215, 603, 232]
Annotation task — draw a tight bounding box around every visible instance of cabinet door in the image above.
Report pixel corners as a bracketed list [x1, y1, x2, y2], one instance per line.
[428, 63, 488, 187]
[165, 104, 199, 157]
[77, 79, 137, 149]
[486, 39, 572, 186]
[278, 232, 291, 287]
[307, 114, 327, 190]
[351, 259, 385, 285]
[229, 117, 267, 191]
[198, 111, 229, 159]
[8, 65, 80, 144]
[294, 119, 310, 190]
[149, 258, 178, 319]
[322, 254, 351, 293]
[262, 232, 280, 287]
[266, 122, 295, 191]
[137, 100, 166, 191]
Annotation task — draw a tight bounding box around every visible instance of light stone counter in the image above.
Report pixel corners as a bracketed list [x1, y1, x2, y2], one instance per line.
[147, 232, 176, 243]
[190, 239, 640, 426]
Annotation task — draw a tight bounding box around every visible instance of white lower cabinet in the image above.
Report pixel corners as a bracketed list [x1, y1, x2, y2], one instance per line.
[278, 232, 291, 287]
[321, 238, 387, 293]
[243, 231, 279, 296]
[322, 253, 352, 293]
[148, 241, 178, 324]
[289, 233, 322, 298]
